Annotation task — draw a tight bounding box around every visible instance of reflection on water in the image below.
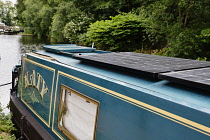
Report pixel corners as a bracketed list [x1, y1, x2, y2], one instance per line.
[0, 35, 50, 113]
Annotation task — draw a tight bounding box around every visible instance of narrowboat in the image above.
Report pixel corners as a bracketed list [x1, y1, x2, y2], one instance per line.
[10, 44, 210, 140]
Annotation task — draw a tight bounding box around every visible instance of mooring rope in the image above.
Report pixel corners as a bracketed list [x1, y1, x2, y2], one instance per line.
[0, 82, 12, 87]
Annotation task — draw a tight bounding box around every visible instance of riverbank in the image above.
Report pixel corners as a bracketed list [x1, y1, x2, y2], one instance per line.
[0, 104, 16, 140]
[18, 33, 34, 36]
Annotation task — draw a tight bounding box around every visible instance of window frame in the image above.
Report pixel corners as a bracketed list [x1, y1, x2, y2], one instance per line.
[58, 85, 99, 140]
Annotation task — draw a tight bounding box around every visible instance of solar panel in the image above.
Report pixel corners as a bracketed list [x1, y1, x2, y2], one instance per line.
[74, 52, 210, 78]
[159, 67, 210, 91]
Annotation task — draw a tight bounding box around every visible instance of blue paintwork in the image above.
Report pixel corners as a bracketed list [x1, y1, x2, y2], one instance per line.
[43, 44, 95, 53]
[17, 45, 210, 140]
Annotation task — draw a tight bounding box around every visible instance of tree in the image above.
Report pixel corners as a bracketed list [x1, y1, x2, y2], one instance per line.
[15, 0, 210, 60]
[21, 0, 54, 37]
[15, 0, 25, 26]
[137, 0, 210, 59]
[72, 0, 144, 20]
[0, 0, 15, 26]
[63, 13, 92, 44]
[49, 1, 94, 43]
[16, 0, 145, 43]
[50, 1, 79, 43]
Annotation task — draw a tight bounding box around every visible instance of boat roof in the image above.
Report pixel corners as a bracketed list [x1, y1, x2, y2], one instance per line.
[43, 44, 96, 53]
[39, 44, 210, 92]
[73, 52, 210, 77]
[26, 44, 210, 111]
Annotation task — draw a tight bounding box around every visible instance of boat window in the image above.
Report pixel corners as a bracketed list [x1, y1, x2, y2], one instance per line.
[58, 85, 99, 140]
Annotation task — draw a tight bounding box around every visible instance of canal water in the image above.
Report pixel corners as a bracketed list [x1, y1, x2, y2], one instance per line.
[0, 35, 49, 113]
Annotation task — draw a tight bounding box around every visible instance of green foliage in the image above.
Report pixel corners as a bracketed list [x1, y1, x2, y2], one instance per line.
[16, 0, 25, 26]
[156, 28, 210, 60]
[39, 5, 54, 36]
[16, 0, 145, 43]
[16, 0, 210, 59]
[200, 29, 210, 44]
[196, 57, 207, 61]
[152, 48, 169, 56]
[49, 1, 92, 43]
[50, 13, 66, 43]
[21, 0, 54, 38]
[136, 0, 210, 59]
[63, 13, 92, 44]
[23, 27, 35, 35]
[136, 0, 180, 49]
[0, 104, 16, 140]
[0, 0, 15, 26]
[49, 1, 74, 43]
[166, 29, 201, 59]
[72, 0, 144, 20]
[86, 13, 144, 51]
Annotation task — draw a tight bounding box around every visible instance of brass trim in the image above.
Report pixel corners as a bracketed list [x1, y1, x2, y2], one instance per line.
[30, 52, 56, 61]
[57, 71, 210, 136]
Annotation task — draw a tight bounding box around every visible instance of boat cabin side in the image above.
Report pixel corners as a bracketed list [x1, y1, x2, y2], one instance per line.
[11, 45, 210, 140]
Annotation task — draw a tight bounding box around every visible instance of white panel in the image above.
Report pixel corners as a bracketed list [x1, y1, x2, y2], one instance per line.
[61, 91, 97, 140]
[62, 89, 66, 102]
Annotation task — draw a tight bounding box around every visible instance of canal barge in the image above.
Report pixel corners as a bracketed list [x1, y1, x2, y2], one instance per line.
[10, 44, 210, 140]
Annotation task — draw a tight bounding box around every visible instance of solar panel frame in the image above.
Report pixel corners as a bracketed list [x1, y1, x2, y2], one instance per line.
[73, 52, 210, 91]
[159, 67, 210, 91]
[73, 52, 210, 78]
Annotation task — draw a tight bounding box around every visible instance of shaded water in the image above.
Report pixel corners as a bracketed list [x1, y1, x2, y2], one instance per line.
[0, 35, 49, 113]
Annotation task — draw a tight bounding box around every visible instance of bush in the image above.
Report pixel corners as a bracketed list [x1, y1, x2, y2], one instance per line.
[63, 14, 92, 44]
[166, 28, 210, 60]
[85, 13, 145, 51]
[23, 27, 35, 35]
[0, 104, 16, 140]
